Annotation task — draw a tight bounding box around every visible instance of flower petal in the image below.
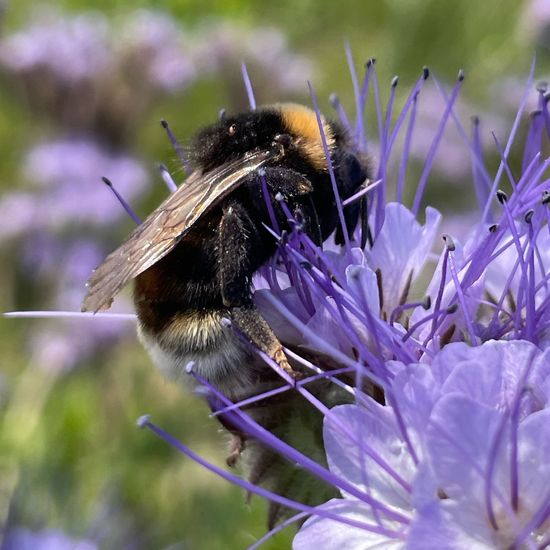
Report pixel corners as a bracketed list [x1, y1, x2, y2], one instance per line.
[293, 498, 405, 550]
[365, 203, 441, 315]
[425, 394, 503, 503]
[324, 404, 415, 510]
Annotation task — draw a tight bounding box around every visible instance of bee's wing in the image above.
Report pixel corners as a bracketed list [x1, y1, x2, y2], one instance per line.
[82, 150, 273, 312]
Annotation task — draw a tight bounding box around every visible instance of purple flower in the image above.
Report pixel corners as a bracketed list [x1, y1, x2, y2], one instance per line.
[2, 528, 97, 550]
[0, 142, 147, 371]
[255, 200, 440, 361]
[409, 397, 550, 548]
[17, 138, 148, 231]
[521, 0, 550, 45]
[28, 315, 134, 374]
[0, 9, 197, 139]
[118, 10, 196, 92]
[293, 403, 413, 549]
[294, 340, 550, 548]
[0, 192, 41, 240]
[364, 203, 441, 317]
[0, 10, 109, 83]
[193, 21, 316, 102]
[12, 30, 545, 544]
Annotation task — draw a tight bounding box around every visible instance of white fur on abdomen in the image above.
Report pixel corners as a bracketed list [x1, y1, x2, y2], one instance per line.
[137, 312, 261, 401]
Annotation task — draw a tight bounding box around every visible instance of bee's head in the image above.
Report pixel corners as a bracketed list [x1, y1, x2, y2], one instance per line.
[189, 108, 284, 173]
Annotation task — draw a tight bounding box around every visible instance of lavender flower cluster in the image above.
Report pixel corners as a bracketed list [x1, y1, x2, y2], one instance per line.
[140, 57, 550, 548]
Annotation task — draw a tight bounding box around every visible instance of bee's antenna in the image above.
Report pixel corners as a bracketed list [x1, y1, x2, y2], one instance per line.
[158, 163, 178, 193]
[101, 177, 142, 225]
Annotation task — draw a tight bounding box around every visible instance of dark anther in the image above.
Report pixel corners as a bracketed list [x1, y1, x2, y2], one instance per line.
[496, 190, 508, 204]
[422, 296, 432, 310]
[471, 115, 480, 126]
[365, 58, 376, 68]
[280, 230, 289, 244]
[542, 190, 550, 205]
[446, 304, 459, 314]
[300, 261, 312, 270]
[530, 110, 542, 120]
[458, 69, 465, 82]
[489, 224, 498, 233]
[537, 81, 548, 93]
[101, 176, 113, 187]
[442, 234, 456, 252]
[524, 209, 534, 224]
[440, 324, 456, 347]
[423, 66, 430, 80]
[391, 76, 399, 88]
[218, 108, 226, 121]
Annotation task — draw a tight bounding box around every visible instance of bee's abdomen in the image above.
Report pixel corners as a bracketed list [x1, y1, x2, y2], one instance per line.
[137, 309, 268, 401]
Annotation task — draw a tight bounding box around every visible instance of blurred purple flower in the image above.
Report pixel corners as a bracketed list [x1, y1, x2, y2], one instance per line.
[0, 139, 147, 239]
[193, 21, 315, 103]
[406, 86, 506, 183]
[0, 11, 109, 83]
[0, 192, 40, 240]
[17, 238, 136, 372]
[119, 10, 196, 92]
[23, 139, 148, 228]
[0, 8, 197, 92]
[0, 11, 206, 377]
[490, 75, 543, 114]
[521, 0, 550, 45]
[0, 8, 198, 141]
[2, 528, 97, 550]
[29, 315, 134, 374]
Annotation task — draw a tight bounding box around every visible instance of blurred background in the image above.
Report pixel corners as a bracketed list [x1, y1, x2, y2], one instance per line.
[0, 0, 549, 548]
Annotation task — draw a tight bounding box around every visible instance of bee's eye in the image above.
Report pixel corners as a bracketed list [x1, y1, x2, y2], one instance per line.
[228, 124, 237, 136]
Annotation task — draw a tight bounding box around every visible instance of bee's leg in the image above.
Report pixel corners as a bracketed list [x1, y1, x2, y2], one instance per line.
[207, 394, 248, 466]
[218, 201, 298, 379]
[246, 167, 322, 245]
[226, 433, 247, 467]
[231, 306, 297, 378]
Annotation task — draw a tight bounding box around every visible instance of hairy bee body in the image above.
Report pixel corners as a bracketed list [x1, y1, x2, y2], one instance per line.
[133, 215, 268, 400]
[90, 103, 368, 400]
[83, 102, 368, 526]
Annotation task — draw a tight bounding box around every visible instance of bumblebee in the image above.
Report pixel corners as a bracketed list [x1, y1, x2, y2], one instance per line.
[83, 103, 367, 401]
[83, 103, 368, 525]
